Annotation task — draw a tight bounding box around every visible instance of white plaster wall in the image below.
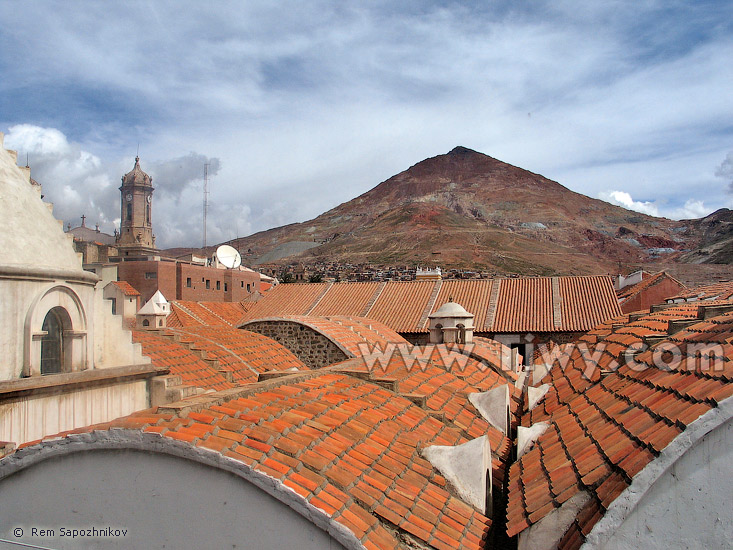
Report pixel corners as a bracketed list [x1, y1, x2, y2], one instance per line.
[596, 418, 732, 550]
[0, 136, 82, 271]
[0, 380, 148, 445]
[0, 449, 349, 550]
[93, 286, 149, 368]
[0, 278, 30, 379]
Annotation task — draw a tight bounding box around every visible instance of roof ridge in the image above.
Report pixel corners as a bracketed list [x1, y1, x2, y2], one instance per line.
[172, 302, 208, 326]
[360, 281, 387, 317]
[551, 277, 562, 329]
[197, 302, 234, 326]
[305, 281, 334, 315]
[417, 279, 443, 330]
[484, 279, 501, 330]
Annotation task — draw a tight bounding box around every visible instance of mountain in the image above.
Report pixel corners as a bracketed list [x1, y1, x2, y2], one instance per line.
[216, 147, 728, 276]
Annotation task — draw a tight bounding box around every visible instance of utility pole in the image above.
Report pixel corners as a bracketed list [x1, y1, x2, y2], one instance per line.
[203, 163, 210, 248]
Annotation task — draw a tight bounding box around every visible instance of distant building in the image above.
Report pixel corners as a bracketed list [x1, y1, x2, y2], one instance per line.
[416, 266, 442, 280]
[616, 271, 686, 313]
[90, 156, 264, 304]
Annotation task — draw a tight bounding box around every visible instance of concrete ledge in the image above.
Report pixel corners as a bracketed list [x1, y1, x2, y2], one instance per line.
[0, 363, 167, 399]
[0, 264, 99, 285]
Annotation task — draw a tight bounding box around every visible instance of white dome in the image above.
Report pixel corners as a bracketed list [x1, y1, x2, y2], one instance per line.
[429, 300, 472, 318]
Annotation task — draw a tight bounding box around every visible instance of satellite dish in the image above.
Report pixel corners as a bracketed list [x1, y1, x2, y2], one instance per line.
[216, 244, 242, 269]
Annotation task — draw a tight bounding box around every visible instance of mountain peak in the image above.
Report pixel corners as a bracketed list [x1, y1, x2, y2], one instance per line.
[448, 146, 480, 156]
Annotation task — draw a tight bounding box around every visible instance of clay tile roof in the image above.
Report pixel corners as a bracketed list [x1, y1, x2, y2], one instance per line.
[242, 277, 621, 334]
[508, 305, 733, 544]
[493, 277, 553, 332]
[38, 371, 494, 550]
[559, 276, 623, 332]
[310, 282, 382, 317]
[366, 281, 437, 332]
[111, 280, 141, 296]
[668, 280, 733, 302]
[134, 327, 307, 390]
[169, 301, 251, 328]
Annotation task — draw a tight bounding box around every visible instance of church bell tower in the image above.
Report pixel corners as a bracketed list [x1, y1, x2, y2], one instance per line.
[117, 156, 155, 254]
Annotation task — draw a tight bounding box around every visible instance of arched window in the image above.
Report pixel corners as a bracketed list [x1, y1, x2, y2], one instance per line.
[146, 204, 150, 224]
[126, 203, 132, 221]
[434, 323, 444, 344]
[142, 319, 150, 327]
[41, 307, 71, 375]
[457, 323, 466, 344]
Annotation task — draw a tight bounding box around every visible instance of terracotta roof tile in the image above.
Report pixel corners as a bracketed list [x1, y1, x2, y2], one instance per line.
[110, 280, 140, 296]
[560, 276, 623, 332]
[65, 371, 488, 550]
[310, 282, 382, 317]
[509, 305, 733, 545]
[134, 326, 306, 390]
[242, 277, 621, 334]
[668, 280, 733, 302]
[169, 301, 250, 327]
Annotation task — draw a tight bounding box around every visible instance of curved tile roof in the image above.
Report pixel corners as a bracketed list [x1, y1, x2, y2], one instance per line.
[330, 344, 520, 488]
[133, 327, 307, 390]
[20, 372, 493, 550]
[507, 306, 733, 546]
[168, 301, 251, 328]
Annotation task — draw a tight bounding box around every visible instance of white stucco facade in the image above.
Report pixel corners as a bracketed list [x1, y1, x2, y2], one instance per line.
[0, 132, 154, 447]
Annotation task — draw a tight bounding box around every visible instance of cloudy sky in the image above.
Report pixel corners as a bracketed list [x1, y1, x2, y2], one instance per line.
[1, 1, 732, 248]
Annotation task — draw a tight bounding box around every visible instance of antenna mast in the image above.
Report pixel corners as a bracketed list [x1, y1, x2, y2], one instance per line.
[203, 163, 210, 248]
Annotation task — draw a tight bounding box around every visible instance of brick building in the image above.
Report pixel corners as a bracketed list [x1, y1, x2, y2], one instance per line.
[102, 156, 262, 304]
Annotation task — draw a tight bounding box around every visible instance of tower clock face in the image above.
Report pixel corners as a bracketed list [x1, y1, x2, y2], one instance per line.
[126, 193, 132, 201]
[146, 195, 152, 203]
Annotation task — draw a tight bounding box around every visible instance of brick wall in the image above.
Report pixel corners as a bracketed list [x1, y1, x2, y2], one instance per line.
[117, 259, 260, 304]
[118, 259, 177, 304]
[177, 264, 260, 301]
[621, 278, 686, 314]
[243, 321, 349, 369]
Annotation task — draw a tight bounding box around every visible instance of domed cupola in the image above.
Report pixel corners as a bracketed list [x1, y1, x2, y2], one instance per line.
[428, 298, 475, 344]
[121, 156, 153, 187]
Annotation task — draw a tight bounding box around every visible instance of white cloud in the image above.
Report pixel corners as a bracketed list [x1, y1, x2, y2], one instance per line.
[669, 199, 710, 220]
[4, 124, 237, 248]
[598, 190, 660, 217]
[1, 2, 731, 248]
[598, 191, 714, 221]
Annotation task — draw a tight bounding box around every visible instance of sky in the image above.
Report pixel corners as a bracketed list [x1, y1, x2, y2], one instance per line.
[1, 1, 732, 248]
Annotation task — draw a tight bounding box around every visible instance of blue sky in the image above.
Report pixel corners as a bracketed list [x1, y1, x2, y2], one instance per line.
[1, 1, 732, 248]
